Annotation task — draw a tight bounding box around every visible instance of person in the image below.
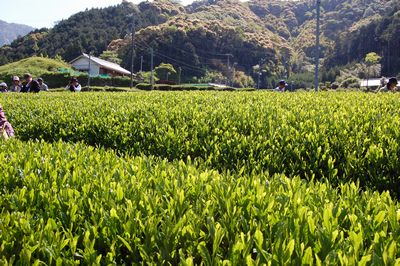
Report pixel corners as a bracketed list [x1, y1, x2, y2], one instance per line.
[37, 78, 49, 91]
[0, 82, 7, 93]
[21, 73, 40, 93]
[274, 80, 287, 92]
[65, 77, 81, 92]
[0, 105, 14, 139]
[9, 76, 22, 92]
[377, 77, 398, 92]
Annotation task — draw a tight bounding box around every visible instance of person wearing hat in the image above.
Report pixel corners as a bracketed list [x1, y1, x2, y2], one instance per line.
[0, 104, 14, 139]
[37, 78, 48, 91]
[377, 77, 398, 92]
[21, 73, 40, 93]
[274, 80, 287, 92]
[0, 82, 8, 93]
[65, 77, 81, 92]
[9, 76, 22, 92]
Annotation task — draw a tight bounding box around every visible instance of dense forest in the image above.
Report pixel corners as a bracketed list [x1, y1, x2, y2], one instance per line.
[0, 0, 399, 87]
[0, 1, 168, 65]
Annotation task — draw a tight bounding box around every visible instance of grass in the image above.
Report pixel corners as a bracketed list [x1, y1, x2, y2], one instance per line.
[0, 56, 72, 79]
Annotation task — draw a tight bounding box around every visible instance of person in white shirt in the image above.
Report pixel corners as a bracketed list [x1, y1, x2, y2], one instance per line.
[37, 78, 49, 91]
[65, 77, 81, 92]
[274, 80, 287, 92]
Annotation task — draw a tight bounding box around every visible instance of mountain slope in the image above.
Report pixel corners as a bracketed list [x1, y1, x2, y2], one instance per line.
[0, 0, 399, 83]
[113, 0, 291, 83]
[0, 1, 171, 65]
[0, 20, 34, 47]
[327, 3, 400, 76]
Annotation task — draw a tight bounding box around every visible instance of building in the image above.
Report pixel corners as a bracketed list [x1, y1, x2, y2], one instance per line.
[360, 78, 383, 89]
[70, 53, 131, 77]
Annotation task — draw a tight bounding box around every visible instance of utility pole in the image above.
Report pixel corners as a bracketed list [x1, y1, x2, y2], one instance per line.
[257, 58, 265, 90]
[178, 67, 182, 85]
[387, 38, 390, 75]
[232, 62, 237, 88]
[87, 52, 92, 89]
[130, 17, 135, 90]
[150, 48, 154, 90]
[226, 54, 233, 86]
[314, 0, 321, 92]
[140, 55, 143, 72]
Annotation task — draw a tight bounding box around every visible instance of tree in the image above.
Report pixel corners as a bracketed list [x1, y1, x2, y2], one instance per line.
[32, 41, 40, 56]
[233, 71, 255, 88]
[99, 50, 122, 65]
[365, 52, 381, 65]
[199, 70, 227, 84]
[154, 63, 177, 82]
[365, 52, 381, 87]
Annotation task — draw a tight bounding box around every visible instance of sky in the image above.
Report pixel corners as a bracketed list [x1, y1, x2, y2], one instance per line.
[2, 0, 195, 29]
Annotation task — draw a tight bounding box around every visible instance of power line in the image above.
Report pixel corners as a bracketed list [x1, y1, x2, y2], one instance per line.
[134, 41, 207, 74]
[134, 38, 232, 66]
[144, 40, 233, 61]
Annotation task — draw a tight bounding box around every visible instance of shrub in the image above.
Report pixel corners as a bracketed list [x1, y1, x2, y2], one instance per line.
[340, 77, 360, 89]
[136, 83, 152, 90]
[154, 84, 173, 91]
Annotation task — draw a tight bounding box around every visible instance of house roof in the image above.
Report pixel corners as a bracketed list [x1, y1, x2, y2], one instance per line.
[70, 53, 131, 75]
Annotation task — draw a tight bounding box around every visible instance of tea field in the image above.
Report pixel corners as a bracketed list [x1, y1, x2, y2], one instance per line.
[0, 91, 399, 264]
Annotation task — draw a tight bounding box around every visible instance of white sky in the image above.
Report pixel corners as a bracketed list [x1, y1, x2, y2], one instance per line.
[1, 0, 195, 29]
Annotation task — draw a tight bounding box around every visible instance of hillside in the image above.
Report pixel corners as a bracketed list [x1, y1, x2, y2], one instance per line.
[0, 1, 170, 65]
[0, 56, 72, 82]
[326, 3, 400, 76]
[112, 0, 290, 83]
[0, 0, 399, 86]
[0, 20, 34, 47]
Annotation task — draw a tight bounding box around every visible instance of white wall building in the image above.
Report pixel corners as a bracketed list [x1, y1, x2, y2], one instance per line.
[70, 53, 131, 77]
[360, 78, 382, 88]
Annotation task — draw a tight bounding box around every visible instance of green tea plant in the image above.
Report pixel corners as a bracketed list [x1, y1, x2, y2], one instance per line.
[0, 140, 399, 264]
[1, 91, 400, 195]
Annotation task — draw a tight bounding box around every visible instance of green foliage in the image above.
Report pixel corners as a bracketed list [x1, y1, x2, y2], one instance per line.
[340, 77, 360, 88]
[0, 0, 397, 80]
[0, 56, 72, 83]
[327, 5, 400, 75]
[0, 91, 400, 263]
[365, 52, 381, 65]
[135, 83, 228, 91]
[99, 50, 122, 65]
[288, 71, 314, 90]
[198, 70, 227, 84]
[136, 83, 152, 90]
[233, 71, 255, 88]
[1, 91, 400, 196]
[0, 1, 167, 63]
[0, 139, 399, 264]
[154, 63, 177, 82]
[35, 73, 134, 88]
[136, 71, 159, 84]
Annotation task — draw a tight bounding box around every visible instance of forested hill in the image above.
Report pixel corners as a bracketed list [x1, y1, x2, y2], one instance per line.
[0, 1, 172, 65]
[0, 0, 399, 83]
[327, 1, 400, 76]
[0, 20, 34, 47]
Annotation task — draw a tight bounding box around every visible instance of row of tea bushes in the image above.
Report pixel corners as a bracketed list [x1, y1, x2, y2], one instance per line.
[0, 140, 399, 264]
